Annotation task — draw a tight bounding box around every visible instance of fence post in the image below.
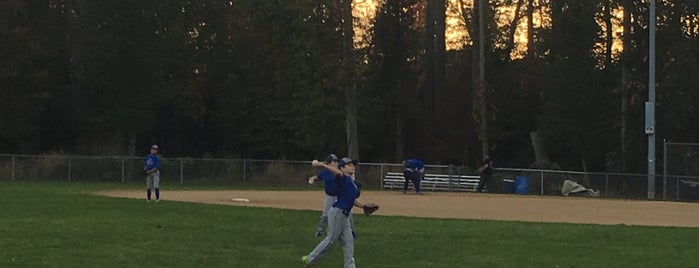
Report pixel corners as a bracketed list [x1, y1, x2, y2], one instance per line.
[180, 160, 184, 184]
[11, 155, 15, 181]
[379, 164, 384, 190]
[540, 170, 544, 195]
[121, 158, 125, 183]
[605, 174, 609, 198]
[68, 158, 72, 182]
[676, 176, 680, 201]
[662, 139, 667, 200]
[447, 165, 451, 191]
[243, 160, 247, 186]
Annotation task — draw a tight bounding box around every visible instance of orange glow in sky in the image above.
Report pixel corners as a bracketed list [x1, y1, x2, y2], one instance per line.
[353, 0, 626, 62]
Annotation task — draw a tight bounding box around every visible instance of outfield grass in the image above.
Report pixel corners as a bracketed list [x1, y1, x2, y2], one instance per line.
[0, 181, 697, 268]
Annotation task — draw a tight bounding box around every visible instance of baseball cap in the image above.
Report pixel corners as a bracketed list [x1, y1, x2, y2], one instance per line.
[151, 144, 159, 150]
[325, 154, 339, 163]
[339, 157, 358, 167]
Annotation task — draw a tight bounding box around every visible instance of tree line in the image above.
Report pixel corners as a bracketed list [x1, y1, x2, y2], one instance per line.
[2, 0, 698, 173]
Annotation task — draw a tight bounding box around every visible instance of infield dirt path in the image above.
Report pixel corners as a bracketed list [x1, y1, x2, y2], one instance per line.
[97, 190, 699, 227]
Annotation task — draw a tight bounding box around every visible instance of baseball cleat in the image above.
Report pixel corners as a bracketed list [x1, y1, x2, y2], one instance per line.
[155, 199, 160, 203]
[314, 231, 322, 238]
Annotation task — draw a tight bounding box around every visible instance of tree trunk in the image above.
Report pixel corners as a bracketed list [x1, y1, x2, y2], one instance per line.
[425, 0, 446, 159]
[526, 0, 534, 58]
[530, 131, 549, 164]
[477, 0, 489, 158]
[581, 156, 592, 186]
[395, 109, 404, 161]
[604, 0, 613, 66]
[434, 0, 446, 115]
[505, 0, 525, 59]
[425, 0, 436, 113]
[425, 0, 445, 112]
[340, 0, 360, 160]
[620, 0, 631, 172]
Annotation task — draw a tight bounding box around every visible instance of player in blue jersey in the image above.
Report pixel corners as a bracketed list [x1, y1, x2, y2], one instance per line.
[144, 144, 161, 202]
[307, 154, 340, 237]
[303, 157, 370, 268]
[402, 158, 425, 195]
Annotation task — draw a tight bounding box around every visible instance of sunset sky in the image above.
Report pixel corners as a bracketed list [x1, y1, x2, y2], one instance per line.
[352, 0, 625, 61]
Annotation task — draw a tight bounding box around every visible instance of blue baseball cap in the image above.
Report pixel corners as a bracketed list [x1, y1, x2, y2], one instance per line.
[325, 154, 339, 163]
[339, 157, 358, 167]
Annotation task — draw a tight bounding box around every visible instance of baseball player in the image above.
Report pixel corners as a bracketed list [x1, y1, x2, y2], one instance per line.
[144, 144, 161, 202]
[402, 158, 425, 195]
[308, 154, 340, 237]
[303, 157, 366, 268]
[308, 154, 358, 239]
[477, 155, 494, 192]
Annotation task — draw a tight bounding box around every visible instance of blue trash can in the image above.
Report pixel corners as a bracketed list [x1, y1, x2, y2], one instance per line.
[503, 179, 515, 194]
[515, 176, 529, 195]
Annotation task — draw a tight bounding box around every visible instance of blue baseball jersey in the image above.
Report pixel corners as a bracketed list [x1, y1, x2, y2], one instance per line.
[405, 158, 425, 172]
[145, 154, 160, 171]
[317, 170, 340, 196]
[332, 174, 360, 211]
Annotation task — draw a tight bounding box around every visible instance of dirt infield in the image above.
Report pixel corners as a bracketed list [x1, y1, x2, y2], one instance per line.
[97, 190, 699, 227]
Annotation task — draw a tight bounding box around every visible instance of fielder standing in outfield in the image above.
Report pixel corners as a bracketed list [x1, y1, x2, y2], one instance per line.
[402, 158, 425, 195]
[144, 144, 161, 202]
[303, 157, 366, 268]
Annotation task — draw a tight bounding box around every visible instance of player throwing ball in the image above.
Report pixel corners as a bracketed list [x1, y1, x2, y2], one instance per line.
[302, 157, 375, 268]
[144, 144, 161, 202]
[309, 154, 359, 239]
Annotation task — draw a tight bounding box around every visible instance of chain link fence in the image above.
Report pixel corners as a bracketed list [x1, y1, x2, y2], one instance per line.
[0, 154, 326, 187]
[663, 142, 699, 201]
[0, 154, 692, 200]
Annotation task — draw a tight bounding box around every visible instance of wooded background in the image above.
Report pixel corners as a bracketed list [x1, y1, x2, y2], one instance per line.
[1, 0, 697, 173]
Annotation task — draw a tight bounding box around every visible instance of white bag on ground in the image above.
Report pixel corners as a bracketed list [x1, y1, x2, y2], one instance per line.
[561, 180, 600, 197]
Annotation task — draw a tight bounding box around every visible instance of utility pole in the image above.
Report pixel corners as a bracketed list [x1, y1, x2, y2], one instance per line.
[646, 0, 656, 199]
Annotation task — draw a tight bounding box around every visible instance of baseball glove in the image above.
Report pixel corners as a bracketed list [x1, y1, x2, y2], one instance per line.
[362, 203, 379, 216]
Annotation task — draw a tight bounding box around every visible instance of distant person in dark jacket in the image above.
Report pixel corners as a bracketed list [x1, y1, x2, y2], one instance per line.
[476, 155, 493, 192]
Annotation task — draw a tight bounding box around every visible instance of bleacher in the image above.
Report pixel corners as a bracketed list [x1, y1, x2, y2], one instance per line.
[382, 172, 482, 192]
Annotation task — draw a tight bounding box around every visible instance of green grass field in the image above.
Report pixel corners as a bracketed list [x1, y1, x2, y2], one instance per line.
[1, 181, 697, 268]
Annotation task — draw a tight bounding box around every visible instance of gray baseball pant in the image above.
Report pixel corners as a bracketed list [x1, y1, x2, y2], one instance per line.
[316, 194, 336, 233]
[307, 207, 355, 268]
[316, 195, 356, 235]
[147, 171, 160, 189]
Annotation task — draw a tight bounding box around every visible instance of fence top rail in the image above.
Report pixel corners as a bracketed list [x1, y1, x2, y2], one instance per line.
[665, 174, 699, 180]
[0, 154, 140, 160]
[0, 154, 314, 164]
[665, 142, 699, 146]
[0, 153, 682, 179]
[494, 167, 649, 177]
[385, 172, 479, 178]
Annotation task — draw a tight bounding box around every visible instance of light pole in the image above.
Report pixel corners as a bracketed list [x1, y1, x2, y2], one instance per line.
[646, 0, 656, 199]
